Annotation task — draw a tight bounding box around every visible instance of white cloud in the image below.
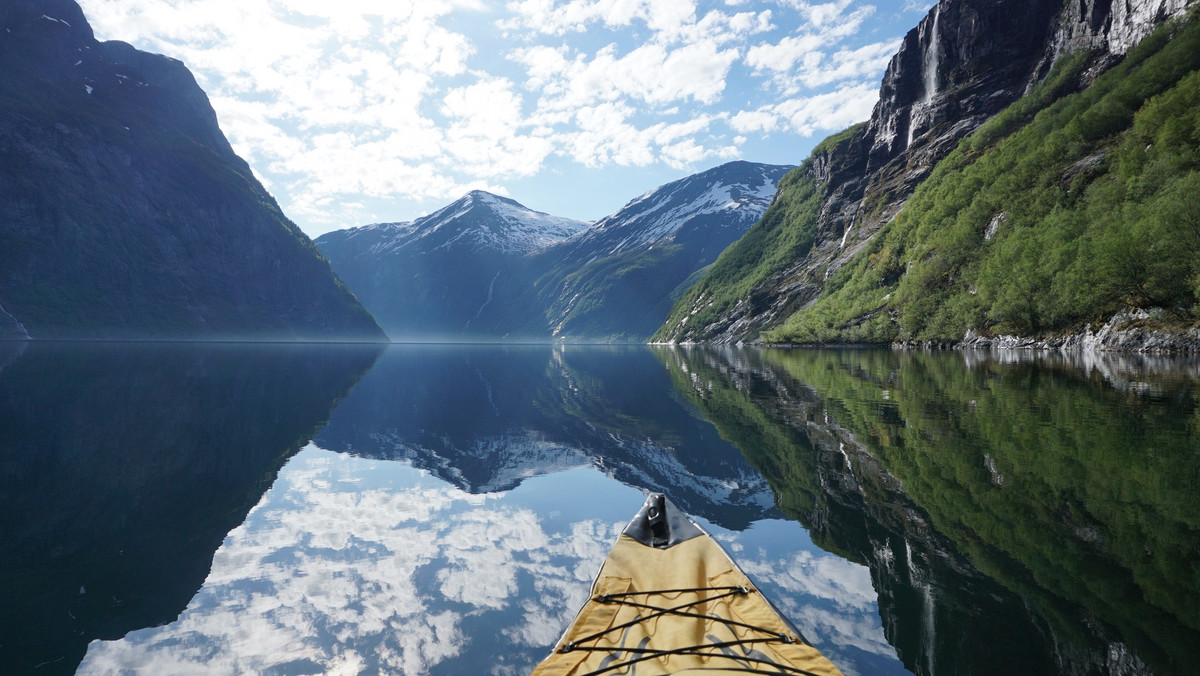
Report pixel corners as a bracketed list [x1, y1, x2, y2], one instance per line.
[745, 2, 898, 96]
[76, 0, 907, 235]
[510, 40, 738, 112]
[500, 0, 699, 37]
[568, 101, 657, 167]
[731, 108, 783, 134]
[732, 80, 880, 139]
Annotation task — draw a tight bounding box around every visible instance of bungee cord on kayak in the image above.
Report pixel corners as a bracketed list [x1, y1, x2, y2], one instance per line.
[531, 494, 844, 676]
[559, 585, 826, 676]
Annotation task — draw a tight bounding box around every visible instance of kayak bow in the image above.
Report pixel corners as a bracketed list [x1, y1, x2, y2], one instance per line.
[531, 493, 844, 676]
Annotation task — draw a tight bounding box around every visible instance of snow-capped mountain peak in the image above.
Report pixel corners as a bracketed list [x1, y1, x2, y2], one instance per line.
[565, 161, 794, 259]
[412, 190, 590, 256]
[326, 191, 590, 259]
[314, 162, 792, 341]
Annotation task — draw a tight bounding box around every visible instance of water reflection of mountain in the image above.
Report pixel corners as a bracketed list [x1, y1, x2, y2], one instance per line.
[0, 342, 381, 675]
[659, 346, 1200, 676]
[313, 345, 776, 530]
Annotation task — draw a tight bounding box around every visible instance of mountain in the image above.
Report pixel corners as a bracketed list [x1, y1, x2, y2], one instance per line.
[0, 0, 384, 341]
[319, 161, 791, 342]
[316, 190, 588, 341]
[655, 0, 1197, 347]
[521, 161, 794, 342]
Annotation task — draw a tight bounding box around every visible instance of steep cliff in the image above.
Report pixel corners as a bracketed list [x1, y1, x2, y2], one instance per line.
[656, 0, 1194, 345]
[0, 0, 385, 341]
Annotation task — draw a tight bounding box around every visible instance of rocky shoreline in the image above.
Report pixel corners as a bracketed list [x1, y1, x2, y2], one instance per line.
[955, 309, 1200, 353]
[730, 309, 1200, 354]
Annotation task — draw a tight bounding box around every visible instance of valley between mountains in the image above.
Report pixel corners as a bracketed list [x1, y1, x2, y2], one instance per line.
[3, 0, 1199, 350]
[315, 161, 792, 343]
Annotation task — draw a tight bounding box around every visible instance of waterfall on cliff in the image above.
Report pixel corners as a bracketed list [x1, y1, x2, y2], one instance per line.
[924, 3, 941, 103]
[907, 2, 943, 148]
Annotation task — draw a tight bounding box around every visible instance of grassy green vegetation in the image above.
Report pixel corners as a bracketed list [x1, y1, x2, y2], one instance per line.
[765, 13, 1200, 344]
[652, 125, 865, 342]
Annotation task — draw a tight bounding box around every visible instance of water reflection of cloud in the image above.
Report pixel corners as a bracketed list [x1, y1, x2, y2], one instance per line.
[80, 446, 899, 675]
[731, 534, 897, 669]
[79, 447, 620, 675]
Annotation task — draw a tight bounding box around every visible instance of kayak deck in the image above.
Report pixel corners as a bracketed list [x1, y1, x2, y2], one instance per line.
[531, 494, 844, 676]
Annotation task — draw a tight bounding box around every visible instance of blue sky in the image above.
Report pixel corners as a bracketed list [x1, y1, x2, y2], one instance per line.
[76, 0, 930, 237]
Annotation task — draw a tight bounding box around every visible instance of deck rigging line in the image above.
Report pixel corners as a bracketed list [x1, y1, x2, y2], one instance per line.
[558, 585, 827, 676]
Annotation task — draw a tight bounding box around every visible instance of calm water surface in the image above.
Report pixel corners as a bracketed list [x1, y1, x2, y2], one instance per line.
[1, 343, 1196, 675]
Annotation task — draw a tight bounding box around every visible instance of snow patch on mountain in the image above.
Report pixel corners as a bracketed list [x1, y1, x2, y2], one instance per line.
[567, 161, 793, 258]
[351, 426, 774, 516]
[344, 191, 590, 258]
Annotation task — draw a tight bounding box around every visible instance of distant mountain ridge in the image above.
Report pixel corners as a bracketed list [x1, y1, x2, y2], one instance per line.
[559, 161, 788, 262]
[316, 191, 589, 341]
[317, 161, 792, 342]
[347, 191, 590, 258]
[0, 0, 385, 341]
[525, 161, 794, 341]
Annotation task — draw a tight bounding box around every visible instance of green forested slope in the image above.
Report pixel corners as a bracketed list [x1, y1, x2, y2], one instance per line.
[651, 126, 862, 342]
[765, 13, 1200, 344]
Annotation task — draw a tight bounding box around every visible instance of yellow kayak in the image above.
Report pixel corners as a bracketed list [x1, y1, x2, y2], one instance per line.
[531, 494, 844, 676]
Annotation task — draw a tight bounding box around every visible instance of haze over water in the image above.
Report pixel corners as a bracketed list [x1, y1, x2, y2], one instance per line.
[1, 342, 1195, 675]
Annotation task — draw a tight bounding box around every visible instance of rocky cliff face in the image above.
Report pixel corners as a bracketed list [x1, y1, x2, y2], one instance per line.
[1054, 0, 1193, 58]
[0, 0, 385, 341]
[867, 0, 1059, 171]
[658, 0, 1193, 344]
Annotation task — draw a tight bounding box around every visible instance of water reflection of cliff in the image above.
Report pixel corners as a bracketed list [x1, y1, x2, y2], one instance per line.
[657, 346, 1200, 676]
[0, 342, 381, 675]
[313, 345, 776, 530]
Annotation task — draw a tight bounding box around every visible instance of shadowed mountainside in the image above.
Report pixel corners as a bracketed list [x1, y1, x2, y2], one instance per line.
[0, 0, 384, 341]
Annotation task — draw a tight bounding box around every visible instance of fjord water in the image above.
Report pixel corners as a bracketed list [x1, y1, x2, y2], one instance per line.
[1, 344, 1195, 674]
